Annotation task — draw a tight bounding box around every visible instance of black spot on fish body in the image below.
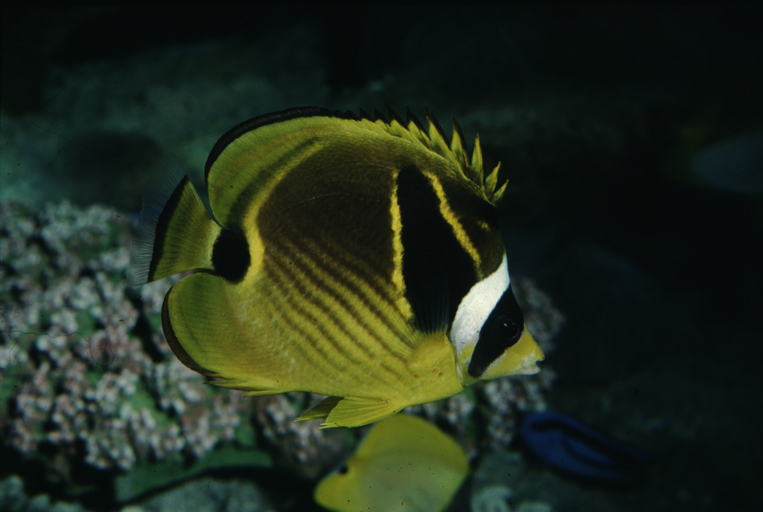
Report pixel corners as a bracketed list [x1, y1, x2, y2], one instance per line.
[468, 285, 525, 378]
[212, 228, 250, 282]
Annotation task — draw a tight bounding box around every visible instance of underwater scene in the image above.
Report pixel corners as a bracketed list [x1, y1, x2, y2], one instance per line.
[1, 6, 761, 512]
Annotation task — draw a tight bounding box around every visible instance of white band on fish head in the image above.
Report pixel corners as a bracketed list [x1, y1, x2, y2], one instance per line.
[450, 254, 510, 379]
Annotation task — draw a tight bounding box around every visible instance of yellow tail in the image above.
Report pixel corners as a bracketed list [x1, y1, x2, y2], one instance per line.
[128, 167, 221, 286]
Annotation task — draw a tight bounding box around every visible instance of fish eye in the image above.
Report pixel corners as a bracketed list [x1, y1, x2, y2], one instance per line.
[338, 464, 349, 475]
[496, 316, 520, 343]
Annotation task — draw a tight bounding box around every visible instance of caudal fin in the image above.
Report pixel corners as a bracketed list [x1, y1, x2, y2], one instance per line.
[127, 162, 221, 286]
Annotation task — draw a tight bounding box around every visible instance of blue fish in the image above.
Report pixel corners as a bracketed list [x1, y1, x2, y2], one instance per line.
[517, 411, 651, 486]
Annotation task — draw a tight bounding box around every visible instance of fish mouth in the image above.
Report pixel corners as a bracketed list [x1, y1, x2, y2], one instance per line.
[517, 362, 542, 375]
[515, 331, 545, 375]
[479, 329, 545, 380]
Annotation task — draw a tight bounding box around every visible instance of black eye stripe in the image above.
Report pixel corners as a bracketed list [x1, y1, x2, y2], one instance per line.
[468, 284, 524, 378]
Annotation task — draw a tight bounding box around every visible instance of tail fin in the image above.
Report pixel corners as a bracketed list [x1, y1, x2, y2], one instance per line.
[128, 161, 221, 286]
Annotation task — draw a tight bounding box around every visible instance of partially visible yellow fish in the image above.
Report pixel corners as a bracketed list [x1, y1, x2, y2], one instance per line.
[314, 413, 469, 512]
[128, 107, 544, 428]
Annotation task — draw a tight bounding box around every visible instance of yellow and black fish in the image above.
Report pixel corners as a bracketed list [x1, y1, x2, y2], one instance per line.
[128, 107, 544, 428]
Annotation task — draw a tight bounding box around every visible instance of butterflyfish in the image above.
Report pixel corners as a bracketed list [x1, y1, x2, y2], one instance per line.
[314, 413, 469, 512]
[128, 107, 544, 428]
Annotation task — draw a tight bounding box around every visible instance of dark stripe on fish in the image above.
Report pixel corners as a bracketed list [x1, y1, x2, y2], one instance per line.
[259, 159, 397, 312]
[269, 237, 406, 387]
[397, 165, 476, 333]
[278, 235, 410, 361]
[228, 136, 319, 225]
[287, 229, 412, 343]
[261, 269, 340, 383]
[265, 248, 362, 378]
[439, 177, 503, 279]
[275, 238, 376, 359]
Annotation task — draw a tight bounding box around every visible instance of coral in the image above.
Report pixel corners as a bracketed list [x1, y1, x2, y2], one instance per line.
[0, 200, 254, 484]
[254, 393, 352, 479]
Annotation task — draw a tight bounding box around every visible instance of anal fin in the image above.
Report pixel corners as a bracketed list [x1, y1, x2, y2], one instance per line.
[297, 396, 403, 428]
[295, 396, 343, 422]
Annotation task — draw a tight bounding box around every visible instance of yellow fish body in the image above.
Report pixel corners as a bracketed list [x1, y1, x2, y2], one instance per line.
[128, 107, 544, 428]
[314, 413, 469, 512]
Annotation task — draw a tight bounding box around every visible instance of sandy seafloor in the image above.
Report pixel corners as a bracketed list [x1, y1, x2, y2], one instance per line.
[1, 6, 762, 512]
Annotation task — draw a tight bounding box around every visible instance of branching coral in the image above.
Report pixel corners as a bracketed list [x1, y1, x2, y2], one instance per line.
[0, 201, 247, 482]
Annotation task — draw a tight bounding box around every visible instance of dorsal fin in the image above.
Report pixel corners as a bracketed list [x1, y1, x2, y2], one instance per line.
[204, 107, 508, 215]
